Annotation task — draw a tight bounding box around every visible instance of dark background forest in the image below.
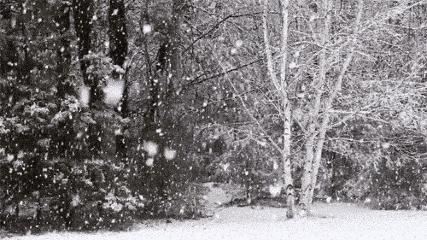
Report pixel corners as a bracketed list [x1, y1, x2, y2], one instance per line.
[0, 0, 426, 234]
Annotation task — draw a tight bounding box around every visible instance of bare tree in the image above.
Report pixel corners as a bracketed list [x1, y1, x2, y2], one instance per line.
[262, 0, 295, 217]
[300, 0, 365, 209]
[300, 0, 333, 209]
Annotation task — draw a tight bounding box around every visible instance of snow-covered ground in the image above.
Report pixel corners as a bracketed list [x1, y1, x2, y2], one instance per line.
[6, 203, 427, 240]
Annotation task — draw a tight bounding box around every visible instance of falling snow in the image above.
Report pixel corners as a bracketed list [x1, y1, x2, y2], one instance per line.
[1, 0, 427, 239]
[142, 24, 152, 34]
[143, 141, 159, 157]
[163, 148, 177, 160]
[78, 85, 91, 107]
[103, 80, 125, 106]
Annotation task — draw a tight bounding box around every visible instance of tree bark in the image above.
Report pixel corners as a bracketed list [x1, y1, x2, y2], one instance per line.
[56, 2, 73, 98]
[262, 0, 294, 218]
[72, 0, 102, 156]
[109, 0, 129, 158]
[52, 1, 75, 158]
[144, 0, 186, 126]
[73, 0, 95, 93]
[279, 0, 293, 191]
[300, 0, 331, 209]
[309, 0, 364, 204]
[167, 0, 185, 96]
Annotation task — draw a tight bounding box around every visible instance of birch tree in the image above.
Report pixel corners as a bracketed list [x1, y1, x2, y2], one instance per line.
[299, 0, 365, 209]
[299, 0, 332, 209]
[262, 0, 295, 216]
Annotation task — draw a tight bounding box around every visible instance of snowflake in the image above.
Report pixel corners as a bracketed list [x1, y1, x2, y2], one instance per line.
[103, 80, 125, 106]
[143, 141, 159, 156]
[164, 148, 177, 160]
[145, 158, 154, 167]
[381, 142, 391, 149]
[143, 24, 152, 34]
[111, 202, 123, 212]
[71, 194, 81, 207]
[78, 85, 90, 107]
[269, 185, 282, 197]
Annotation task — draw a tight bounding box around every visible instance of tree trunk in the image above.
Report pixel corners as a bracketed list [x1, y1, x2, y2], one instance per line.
[262, 0, 294, 218]
[56, 2, 73, 98]
[72, 0, 101, 157]
[282, 102, 294, 218]
[73, 0, 95, 92]
[51, 1, 76, 159]
[279, 0, 293, 191]
[300, 0, 331, 210]
[167, 0, 185, 95]
[109, 0, 129, 159]
[144, 0, 186, 126]
[309, 0, 364, 203]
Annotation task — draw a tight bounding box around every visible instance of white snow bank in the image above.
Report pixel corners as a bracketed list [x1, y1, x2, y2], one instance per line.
[8, 203, 427, 240]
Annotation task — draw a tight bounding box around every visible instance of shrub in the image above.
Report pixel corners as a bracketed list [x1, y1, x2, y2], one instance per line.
[368, 157, 427, 210]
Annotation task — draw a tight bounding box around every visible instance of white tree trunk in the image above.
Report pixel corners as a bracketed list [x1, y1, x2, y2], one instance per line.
[282, 102, 292, 188]
[300, 0, 331, 209]
[309, 0, 365, 203]
[263, 0, 294, 217]
[279, 0, 292, 189]
[279, 0, 295, 218]
[262, 0, 292, 187]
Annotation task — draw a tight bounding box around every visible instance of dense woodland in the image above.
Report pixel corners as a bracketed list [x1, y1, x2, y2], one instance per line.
[0, 0, 427, 233]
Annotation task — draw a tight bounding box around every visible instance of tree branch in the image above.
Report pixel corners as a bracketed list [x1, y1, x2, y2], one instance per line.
[183, 12, 262, 54]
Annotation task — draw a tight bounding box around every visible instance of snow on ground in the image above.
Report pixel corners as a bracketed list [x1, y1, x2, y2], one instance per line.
[6, 203, 427, 240]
